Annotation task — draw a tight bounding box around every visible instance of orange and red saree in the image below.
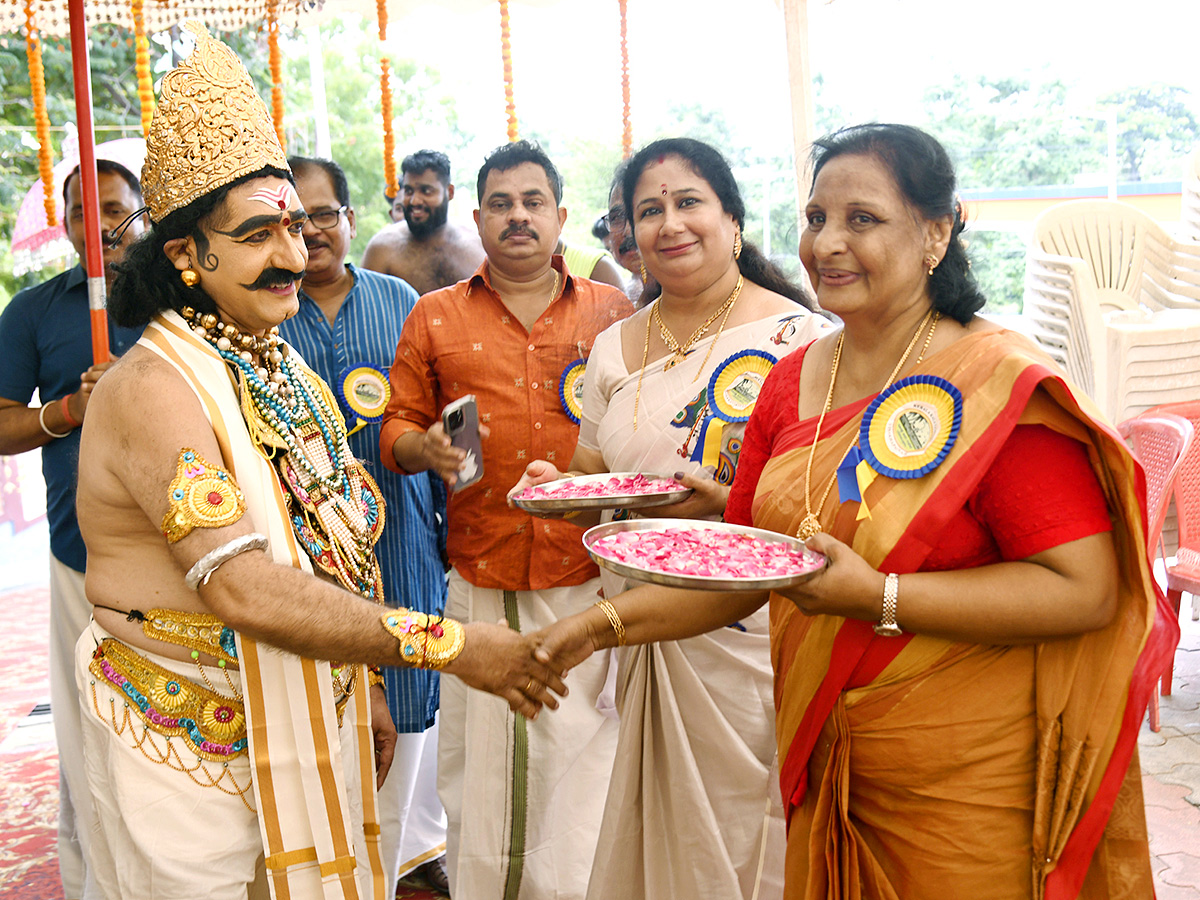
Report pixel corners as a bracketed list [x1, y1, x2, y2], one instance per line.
[749, 331, 1176, 899]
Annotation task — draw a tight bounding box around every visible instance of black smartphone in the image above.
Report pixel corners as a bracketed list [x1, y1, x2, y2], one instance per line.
[442, 394, 484, 492]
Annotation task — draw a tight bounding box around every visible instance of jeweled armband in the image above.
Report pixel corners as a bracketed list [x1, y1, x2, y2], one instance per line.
[380, 610, 465, 670]
[162, 449, 247, 543]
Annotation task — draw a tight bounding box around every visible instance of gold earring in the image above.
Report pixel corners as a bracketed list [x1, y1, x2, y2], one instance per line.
[733, 229, 743, 260]
[925, 255, 938, 276]
[180, 267, 200, 288]
[639, 261, 647, 284]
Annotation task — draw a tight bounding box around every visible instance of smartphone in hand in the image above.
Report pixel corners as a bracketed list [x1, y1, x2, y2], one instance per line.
[442, 395, 484, 492]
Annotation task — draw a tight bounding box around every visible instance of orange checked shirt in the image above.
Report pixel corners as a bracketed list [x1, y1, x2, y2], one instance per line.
[380, 257, 632, 591]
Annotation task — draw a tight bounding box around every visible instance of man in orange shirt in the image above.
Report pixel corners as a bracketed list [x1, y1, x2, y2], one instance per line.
[381, 140, 632, 900]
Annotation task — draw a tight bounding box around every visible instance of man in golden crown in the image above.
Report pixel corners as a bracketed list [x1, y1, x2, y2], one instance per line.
[71, 24, 567, 900]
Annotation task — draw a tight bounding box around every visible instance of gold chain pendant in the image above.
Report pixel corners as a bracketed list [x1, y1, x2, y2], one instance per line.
[796, 513, 822, 541]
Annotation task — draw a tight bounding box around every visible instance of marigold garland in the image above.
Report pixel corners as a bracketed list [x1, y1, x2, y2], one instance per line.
[499, 0, 518, 142]
[132, 0, 154, 138]
[380, 59, 397, 197]
[267, 0, 285, 152]
[378, 0, 398, 198]
[619, 0, 632, 158]
[24, 0, 55, 227]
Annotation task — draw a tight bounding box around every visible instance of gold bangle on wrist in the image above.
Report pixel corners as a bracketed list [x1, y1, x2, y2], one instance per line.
[380, 609, 466, 670]
[367, 666, 385, 689]
[873, 573, 903, 637]
[595, 599, 627, 646]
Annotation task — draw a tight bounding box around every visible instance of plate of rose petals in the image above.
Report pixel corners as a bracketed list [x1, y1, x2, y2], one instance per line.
[512, 472, 693, 513]
[583, 519, 827, 591]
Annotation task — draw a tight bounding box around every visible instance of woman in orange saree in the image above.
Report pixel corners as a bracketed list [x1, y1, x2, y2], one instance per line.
[533, 124, 1175, 899]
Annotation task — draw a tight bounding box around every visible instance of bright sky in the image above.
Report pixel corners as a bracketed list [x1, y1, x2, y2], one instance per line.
[383, 0, 1199, 159]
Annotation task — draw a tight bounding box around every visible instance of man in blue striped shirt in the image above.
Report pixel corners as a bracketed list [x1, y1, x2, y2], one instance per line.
[281, 156, 450, 895]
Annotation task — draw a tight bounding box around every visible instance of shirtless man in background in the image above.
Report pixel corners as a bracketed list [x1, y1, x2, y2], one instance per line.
[360, 149, 484, 295]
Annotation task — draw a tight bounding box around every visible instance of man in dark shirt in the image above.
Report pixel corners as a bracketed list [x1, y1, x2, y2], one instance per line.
[0, 159, 146, 900]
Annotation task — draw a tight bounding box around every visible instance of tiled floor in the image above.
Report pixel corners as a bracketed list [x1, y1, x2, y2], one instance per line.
[1140, 600, 1200, 900]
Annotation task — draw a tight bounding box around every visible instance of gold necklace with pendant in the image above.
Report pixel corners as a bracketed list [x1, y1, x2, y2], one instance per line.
[795, 310, 940, 540]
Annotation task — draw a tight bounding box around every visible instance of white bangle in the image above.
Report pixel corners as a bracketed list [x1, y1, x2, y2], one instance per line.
[39, 402, 72, 439]
[184, 533, 269, 591]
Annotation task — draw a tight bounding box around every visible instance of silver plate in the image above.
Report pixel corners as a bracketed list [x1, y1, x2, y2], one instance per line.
[583, 518, 826, 591]
[512, 472, 693, 513]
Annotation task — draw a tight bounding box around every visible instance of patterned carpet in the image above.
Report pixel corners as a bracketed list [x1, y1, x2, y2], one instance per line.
[0, 581, 446, 899]
[0, 585, 62, 900]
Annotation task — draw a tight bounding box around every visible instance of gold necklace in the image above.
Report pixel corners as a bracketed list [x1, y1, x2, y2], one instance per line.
[632, 275, 743, 430]
[796, 310, 940, 540]
[652, 275, 743, 371]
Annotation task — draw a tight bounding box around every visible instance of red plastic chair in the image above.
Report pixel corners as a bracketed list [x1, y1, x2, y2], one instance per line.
[1118, 411, 1193, 731]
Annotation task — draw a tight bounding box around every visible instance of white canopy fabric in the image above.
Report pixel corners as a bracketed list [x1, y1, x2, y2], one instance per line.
[0, 0, 554, 38]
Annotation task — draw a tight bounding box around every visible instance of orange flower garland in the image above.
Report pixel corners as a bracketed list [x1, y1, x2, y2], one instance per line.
[132, 0, 154, 138]
[499, 0, 518, 142]
[619, 0, 631, 158]
[24, 0, 55, 227]
[267, 0, 285, 152]
[378, 0, 398, 198]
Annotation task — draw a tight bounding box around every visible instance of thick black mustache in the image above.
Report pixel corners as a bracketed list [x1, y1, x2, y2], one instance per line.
[241, 267, 305, 291]
[501, 225, 538, 241]
[618, 235, 638, 255]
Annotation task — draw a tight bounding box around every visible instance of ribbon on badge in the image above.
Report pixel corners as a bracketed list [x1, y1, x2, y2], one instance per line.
[851, 375, 963, 521]
[337, 364, 391, 434]
[690, 350, 777, 469]
[559, 358, 587, 424]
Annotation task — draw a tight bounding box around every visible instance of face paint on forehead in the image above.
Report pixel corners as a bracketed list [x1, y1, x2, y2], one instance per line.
[248, 183, 290, 211]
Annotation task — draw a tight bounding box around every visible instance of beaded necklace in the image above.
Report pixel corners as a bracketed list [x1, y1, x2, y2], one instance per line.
[180, 306, 385, 602]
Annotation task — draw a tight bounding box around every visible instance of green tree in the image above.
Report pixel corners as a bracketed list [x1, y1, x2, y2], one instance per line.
[1098, 84, 1199, 182]
[923, 75, 1106, 189]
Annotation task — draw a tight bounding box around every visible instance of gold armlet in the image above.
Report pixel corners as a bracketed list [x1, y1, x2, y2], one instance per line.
[380, 610, 465, 670]
[162, 448, 247, 543]
[595, 599, 627, 646]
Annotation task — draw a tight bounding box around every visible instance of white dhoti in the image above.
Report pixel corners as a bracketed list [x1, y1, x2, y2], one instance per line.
[50, 555, 99, 900]
[377, 720, 446, 887]
[439, 572, 618, 900]
[75, 620, 376, 900]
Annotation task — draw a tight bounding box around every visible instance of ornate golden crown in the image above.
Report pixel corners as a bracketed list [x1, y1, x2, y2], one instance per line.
[141, 22, 290, 223]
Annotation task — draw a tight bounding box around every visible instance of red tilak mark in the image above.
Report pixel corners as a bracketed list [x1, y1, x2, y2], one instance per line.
[661, 184, 668, 195]
[281, 216, 291, 226]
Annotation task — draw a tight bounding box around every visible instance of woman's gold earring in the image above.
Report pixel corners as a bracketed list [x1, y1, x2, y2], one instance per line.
[733, 229, 743, 260]
[639, 262, 647, 284]
[180, 267, 200, 288]
[925, 255, 938, 276]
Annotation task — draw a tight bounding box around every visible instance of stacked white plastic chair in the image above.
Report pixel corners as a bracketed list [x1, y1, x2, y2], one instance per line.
[1022, 199, 1200, 426]
[1182, 150, 1200, 242]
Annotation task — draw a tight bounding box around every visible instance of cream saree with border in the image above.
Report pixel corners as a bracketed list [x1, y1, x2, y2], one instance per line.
[580, 309, 828, 900]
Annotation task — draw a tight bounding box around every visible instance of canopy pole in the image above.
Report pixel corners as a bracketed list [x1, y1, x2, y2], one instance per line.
[782, 0, 814, 213]
[68, 0, 110, 365]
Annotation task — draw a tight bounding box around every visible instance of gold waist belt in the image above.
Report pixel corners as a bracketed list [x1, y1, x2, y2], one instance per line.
[89, 637, 248, 761]
[136, 608, 240, 669]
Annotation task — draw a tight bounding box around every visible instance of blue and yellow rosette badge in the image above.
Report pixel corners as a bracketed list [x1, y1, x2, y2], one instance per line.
[844, 375, 962, 521]
[337, 363, 391, 427]
[690, 350, 778, 468]
[559, 358, 587, 424]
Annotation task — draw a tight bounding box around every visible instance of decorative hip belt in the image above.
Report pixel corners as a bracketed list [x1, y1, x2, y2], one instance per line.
[89, 637, 248, 762]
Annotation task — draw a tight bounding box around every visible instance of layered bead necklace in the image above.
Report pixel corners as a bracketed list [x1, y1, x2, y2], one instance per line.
[180, 306, 385, 602]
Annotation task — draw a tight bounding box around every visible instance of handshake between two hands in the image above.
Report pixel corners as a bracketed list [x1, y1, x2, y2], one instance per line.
[450, 613, 602, 721]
